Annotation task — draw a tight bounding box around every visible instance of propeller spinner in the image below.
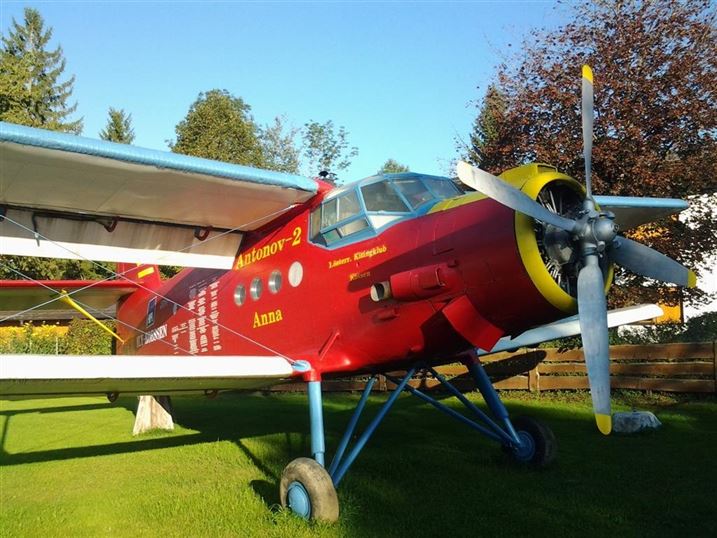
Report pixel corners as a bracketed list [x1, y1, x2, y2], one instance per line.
[457, 65, 697, 435]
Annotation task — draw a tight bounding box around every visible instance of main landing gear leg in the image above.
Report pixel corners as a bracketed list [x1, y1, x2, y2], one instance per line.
[382, 357, 556, 467]
[279, 362, 555, 522]
[464, 354, 556, 467]
[280, 379, 339, 522]
[280, 368, 417, 522]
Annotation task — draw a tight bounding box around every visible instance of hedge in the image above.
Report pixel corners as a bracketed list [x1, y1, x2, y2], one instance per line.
[0, 320, 113, 355]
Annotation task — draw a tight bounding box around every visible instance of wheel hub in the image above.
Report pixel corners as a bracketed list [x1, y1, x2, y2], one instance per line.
[511, 431, 536, 462]
[287, 481, 311, 519]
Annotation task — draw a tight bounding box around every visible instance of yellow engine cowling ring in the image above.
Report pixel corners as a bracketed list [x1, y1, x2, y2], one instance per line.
[500, 163, 614, 315]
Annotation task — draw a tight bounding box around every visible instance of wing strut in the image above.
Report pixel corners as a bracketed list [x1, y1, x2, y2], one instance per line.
[58, 289, 124, 342]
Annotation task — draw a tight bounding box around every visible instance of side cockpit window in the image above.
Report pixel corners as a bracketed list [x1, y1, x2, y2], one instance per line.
[310, 190, 369, 246]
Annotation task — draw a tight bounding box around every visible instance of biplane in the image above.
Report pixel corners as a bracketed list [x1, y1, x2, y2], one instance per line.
[0, 67, 696, 521]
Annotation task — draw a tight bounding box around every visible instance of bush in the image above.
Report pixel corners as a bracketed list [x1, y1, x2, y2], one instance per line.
[614, 311, 717, 344]
[536, 311, 716, 349]
[64, 319, 114, 355]
[0, 320, 113, 354]
[0, 323, 66, 354]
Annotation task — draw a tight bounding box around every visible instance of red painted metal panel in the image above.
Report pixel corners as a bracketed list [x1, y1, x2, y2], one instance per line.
[116, 193, 562, 378]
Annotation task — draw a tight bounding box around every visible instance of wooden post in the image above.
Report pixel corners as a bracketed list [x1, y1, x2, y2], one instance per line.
[377, 374, 387, 392]
[713, 340, 716, 394]
[133, 395, 174, 435]
[528, 367, 540, 393]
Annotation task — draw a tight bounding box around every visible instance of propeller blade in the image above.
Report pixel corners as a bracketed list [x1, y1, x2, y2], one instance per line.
[577, 257, 611, 435]
[582, 65, 594, 199]
[456, 161, 578, 232]
[610, 237, 697, 288]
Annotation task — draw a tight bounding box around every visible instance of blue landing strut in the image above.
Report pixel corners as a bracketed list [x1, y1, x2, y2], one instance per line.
[305, 360, 534, 489]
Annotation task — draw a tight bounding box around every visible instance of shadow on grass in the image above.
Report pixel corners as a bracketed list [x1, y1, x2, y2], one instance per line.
[0, 394, 312, 467]
[2, 391, 716, 536]
[250, 479, 280, 509]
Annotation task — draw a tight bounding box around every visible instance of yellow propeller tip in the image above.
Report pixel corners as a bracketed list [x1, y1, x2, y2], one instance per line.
[582, 65, 593, 84]
[596, 413, 612, 435]
[687, 270, 697, 288]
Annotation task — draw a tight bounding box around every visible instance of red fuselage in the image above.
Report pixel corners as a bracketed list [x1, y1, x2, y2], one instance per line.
[117, 168, 574, 380]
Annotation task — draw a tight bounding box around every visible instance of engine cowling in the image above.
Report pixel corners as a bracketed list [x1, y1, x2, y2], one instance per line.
[504, 163, 614, 314]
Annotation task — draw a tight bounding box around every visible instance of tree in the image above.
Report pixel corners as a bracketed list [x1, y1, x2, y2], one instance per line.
[464, 0, 717, 307]
[378, 159, 409, 174]
[462, 83, 507, 170]
[0, 253, 113, 281]
[0, 8, 97, 281]
[259, 115, 301, 174]
[302, 120, 358, 183]
[170, 89, 264, 167]
[0, 7, 82, 133]
[99, 107, 135, 143]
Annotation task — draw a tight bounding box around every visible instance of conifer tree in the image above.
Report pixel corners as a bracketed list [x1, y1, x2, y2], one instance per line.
[99, 107, 135, 143]
[378, 159, 409, 174]
[0, 7, 82, 133]
[0, 8, 87, 281]
[463, 84, 507, 170]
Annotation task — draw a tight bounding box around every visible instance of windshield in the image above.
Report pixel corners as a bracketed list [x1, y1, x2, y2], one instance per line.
[393, 178, 434, 209]
[361, 181, 410, 212]
[310, 175, 462, 247]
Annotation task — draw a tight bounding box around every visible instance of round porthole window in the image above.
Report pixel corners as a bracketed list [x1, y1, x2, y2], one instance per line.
[234, 284, 246, 306]
[250, 277, 263, 300]
[288, 261, 303, 287]
[268, 270, 282, 294]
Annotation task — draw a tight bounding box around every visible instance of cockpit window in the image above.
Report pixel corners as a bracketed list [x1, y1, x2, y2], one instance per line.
[393, 178, 433, 209]
[320, 197, 338, 229]
[361, 181, 410, 212]
[424, 177, 461, 198]
[311, 190, 369, 246]
[321, 191, 361, 229]
[310, 175, 461, 248]
[338, 190, 361, 221]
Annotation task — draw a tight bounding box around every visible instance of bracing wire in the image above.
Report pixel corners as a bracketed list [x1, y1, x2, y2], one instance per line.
[1, 263, 198, 357]
[0, 207, 305, 364]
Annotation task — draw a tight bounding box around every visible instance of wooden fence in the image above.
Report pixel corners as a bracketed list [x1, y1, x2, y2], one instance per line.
[270, 342, 716, 394]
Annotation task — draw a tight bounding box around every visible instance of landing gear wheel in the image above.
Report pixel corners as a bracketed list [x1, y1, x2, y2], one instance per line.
[506, 416, 557, 468]
[280, 457, 339, 522]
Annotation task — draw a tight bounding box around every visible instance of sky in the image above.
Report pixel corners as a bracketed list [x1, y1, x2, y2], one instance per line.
[0, 0, 568, 180]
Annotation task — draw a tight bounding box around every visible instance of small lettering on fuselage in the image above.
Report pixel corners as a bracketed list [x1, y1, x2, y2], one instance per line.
[253, 309, 284, 328]
[329, 245, 388, 270]
[329, 257, 351, 269]
[349, 271, 371, 281]
[353, 245, 387, 261]
[136, 324, 167, 348]
[234, 227, 302, 270]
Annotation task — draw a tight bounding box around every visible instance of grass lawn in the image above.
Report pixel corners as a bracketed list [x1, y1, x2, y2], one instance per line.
[1, 390, 715, 537]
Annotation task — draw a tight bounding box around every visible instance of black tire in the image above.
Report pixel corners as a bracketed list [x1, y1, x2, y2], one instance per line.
[280, 457, 339, 522]
[507, 416, 557, 468]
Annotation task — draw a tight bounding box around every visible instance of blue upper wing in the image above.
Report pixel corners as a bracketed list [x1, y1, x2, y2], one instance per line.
[0, 122, 319, 268]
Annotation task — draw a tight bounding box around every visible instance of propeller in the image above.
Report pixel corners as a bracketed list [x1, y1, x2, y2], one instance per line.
[582, 65, 594, 201]
[577, 258, 611, 434]
[457, 65, 697, 435]
[455, 162, 578, 233]
[610, 237, 696, 288]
